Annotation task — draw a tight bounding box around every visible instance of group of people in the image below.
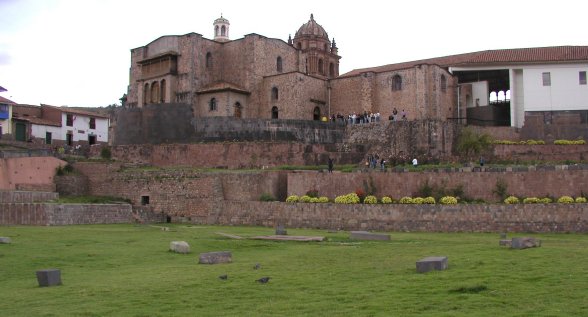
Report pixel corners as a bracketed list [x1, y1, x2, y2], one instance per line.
[388, 108, 408, 121]
[330, 112, 382, 124]
[366, 154, 386, 171]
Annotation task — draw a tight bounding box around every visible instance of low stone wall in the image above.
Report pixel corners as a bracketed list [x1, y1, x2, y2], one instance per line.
[0, 203, 161, 225]
[214, 201, 588, 233]
[493, 144, 588, 162]
[0, 190, 58, 203]
[55, 175, 89, 196]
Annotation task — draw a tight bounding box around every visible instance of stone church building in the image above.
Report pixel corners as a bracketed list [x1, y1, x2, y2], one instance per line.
[126, 14, 588, 131]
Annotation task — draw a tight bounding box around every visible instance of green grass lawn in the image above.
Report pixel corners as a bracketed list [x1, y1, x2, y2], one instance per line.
[1, 225, 587, 316]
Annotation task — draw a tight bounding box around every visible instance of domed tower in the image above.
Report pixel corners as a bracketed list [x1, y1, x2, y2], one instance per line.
[293, 14, 340, 78]
[213, 14, 230, 42]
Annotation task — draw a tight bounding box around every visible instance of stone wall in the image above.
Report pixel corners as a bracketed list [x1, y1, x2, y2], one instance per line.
[0, 202, 161, 225]
[0, 190, 58, 203]
[55, 175, 89, 196]
[214, 201, 588, 233]
[0, 156, 66, 190]
[287, 166, 588, 203]
[493, 144, 588, 162]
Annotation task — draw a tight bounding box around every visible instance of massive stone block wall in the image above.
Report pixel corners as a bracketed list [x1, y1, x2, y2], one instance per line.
[0, 157, 66, 190]
[215, 201, 588, 233]
[287, 167, 588, 202]
[0, 203, 135, 225]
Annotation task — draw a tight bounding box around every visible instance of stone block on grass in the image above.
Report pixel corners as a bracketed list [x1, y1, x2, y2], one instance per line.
[499, 239, 512, 247]
[416, 256, 448, 273]
[511, 237, 541, 249]
[199, 251, 232, 264]
[0, 237, 11, 244]
[350, 231, 390, 241]
[275, 225, 287, 235]
[36, 269, 62, 287]
[170, 241, 190, 254]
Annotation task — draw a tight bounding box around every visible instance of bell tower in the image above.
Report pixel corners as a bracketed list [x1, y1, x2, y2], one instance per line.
[213, 14, 230, 42]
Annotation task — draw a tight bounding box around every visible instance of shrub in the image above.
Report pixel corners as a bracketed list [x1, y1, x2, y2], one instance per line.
[381, 196, 393, 204]
[540, 197, 553, 204]
[285, 195, 299, 203]
[455, 127, 493, 160]
[399, 197, 413, 204]
[309, 197, 320, 203]
[259, 193, 276, 202]
[523, 197, 541, 204]
[557, 196, 574, 203]
[334, 193, 361, 204]
[100, 147, 112, 160]
[493, 179, 508, 201]
[575, 197, 587, 203]
[306, 189, 319, 198]
[440, 196, 458, 204]
[299, 195, 312, 203]
[423, 196, 436, 204]
[554, 139, 586, 145]
[317, 196, 330, 203]
[504, 196, 520, 204]
[412, 197, 425, 204]
[363, 195, 378, 204]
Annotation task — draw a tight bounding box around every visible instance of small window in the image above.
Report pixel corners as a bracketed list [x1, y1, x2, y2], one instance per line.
[45, 132, 52, 145]
[89, 118, 96, 129]
[276, 56, 283, 72]
[271, 106, 278, 119]
[209, 98, 217, 111]
[580, 71, 587, 85]
[66, 114, 73, 126]
[160, 79, 166, 102]
[542, 72, 551, 86]
[318, 59, 324, 75]
[271, 87, 279, 100]
[440, 75, 447, 92]
[141, 195, 150, 205]
[392, 75, 402, 91]
[206, 52, 212, 69]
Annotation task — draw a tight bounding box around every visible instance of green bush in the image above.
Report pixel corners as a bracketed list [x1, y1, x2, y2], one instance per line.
[300, 195, 312, 203]
[504, 196, 520, 204]
[412, 197, 425, 204]
[259, 193, 276, 202]
[306, 189, 319, 198]
[440, 196, 458, 204]
[317, 196, 330, 203]
[523, 197, 540, 204]
[334, 193, 360, 204]
[424, 196, 436, 204]
[381, 196, 393, 204]
[554, 139, 586, 145]
[557, 196, 574, 203]
[575, 197, 587, 203]
[363, 195, 378, 204]
[399, 197, 413, 204]
[100, 147, 112, 160]
[285, 195, 299, 203]
[540, 197, 553, 204]
[309, 197, 320, 203]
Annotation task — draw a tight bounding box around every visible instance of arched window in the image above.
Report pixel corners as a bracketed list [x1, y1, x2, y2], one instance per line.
[276, 56, 283, 72]
[324, 44, 328, 51]
[221, 25, 226, 36]
[313, 106, 321, 121]
[234, 102, 242, 118]
[506, 90, 511, 101]
[329, 63, 335, 78]
[209, 98, 217, 111]
[297, 42, 302, 50]
[489, 91, 498, 103]
[271, 106, 278, 119]
[498, 91, 506, 102]
[271, 87, 279, 100]
[151, 81, 160, 104]
[206, 52, 212, 69]
[440, 75, 447, 92]
[318, 59, 324, 75]
[215, 25, 219, 36]
[143, 83, 150, 105]
[160, 79, 166, 103]
[392, 75, 402, 91]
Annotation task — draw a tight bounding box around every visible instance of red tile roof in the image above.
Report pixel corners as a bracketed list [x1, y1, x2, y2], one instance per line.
[0, 95, 16, 104]
[41, 104, 110, 118]
[12, 115, 61, 127]
[341, 46, 588, 77]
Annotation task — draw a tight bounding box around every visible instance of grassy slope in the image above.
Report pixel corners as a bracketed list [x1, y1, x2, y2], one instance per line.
[0, 225, 587, 316]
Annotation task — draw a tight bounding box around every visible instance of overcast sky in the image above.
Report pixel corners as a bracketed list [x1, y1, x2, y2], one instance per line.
[1, 0, 586, 107]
